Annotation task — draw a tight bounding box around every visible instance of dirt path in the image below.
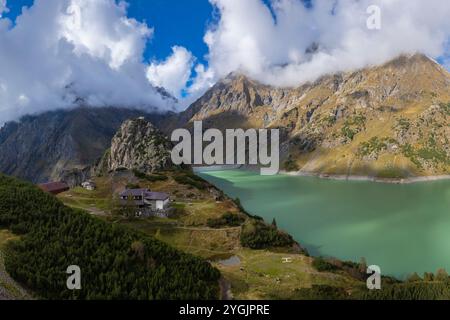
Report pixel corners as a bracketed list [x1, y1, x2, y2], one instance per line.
[86, 207, 109, 216]
[219, 277, 233, 300]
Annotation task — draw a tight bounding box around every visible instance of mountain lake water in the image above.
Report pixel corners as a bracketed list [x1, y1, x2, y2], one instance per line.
[197, 169, 450, 278]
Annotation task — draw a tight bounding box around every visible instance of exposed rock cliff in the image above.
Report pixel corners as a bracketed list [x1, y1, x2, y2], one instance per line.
[0, 107, 167, 184]
[104, 118, 173, 174]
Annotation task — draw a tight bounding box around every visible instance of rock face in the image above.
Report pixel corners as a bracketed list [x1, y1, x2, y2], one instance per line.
[167, 72, 291, 131]
[105, 118, 173, 174]
[0, 107, 167, 184]
[172, 54, 450, 178]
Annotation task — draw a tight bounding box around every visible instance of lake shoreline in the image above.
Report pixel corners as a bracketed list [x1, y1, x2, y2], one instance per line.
[281, 171, 450, 184]
[199, 169, 450, 277]
[195, 166, 450, 185]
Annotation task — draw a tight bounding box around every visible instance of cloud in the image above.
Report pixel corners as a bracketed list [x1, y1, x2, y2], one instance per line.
[0, 0, 176, 125]
[189, 0, 450, 93]
[2, 0, 450, 122]
[0, 0, 7, 17]
[147, 46, 195, 100]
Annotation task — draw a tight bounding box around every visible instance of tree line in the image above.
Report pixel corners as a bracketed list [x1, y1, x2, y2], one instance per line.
[0, 174, 220, 300]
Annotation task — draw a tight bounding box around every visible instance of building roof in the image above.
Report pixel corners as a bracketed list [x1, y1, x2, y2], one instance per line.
[38, 182, 70, 195]
[120, 188, 169, 201]
[145, 191, 170, 201]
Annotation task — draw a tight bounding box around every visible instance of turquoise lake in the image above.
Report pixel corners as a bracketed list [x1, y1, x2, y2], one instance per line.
[198, 170, 450, 278]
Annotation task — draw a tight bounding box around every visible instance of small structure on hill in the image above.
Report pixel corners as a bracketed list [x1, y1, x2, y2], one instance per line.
[82, 180, 96, 191]
[119, 188, 171, 218]
[38, 182, 70, 195]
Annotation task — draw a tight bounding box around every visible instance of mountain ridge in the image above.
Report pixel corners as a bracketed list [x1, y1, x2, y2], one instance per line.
[172, 53, 450, 178]
[0, 107, 169, 184]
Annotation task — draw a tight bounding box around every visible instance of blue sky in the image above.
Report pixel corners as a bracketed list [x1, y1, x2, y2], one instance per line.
[127, 0, 214, 66]
[2, 0, 311, 67]
[4, 0, 215, 65]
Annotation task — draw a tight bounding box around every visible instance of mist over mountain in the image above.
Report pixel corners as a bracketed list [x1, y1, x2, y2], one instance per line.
[0, 0, 178, 126]
[2, 0, 450, 126]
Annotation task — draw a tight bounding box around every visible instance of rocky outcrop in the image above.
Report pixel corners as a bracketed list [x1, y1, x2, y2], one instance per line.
[167, 73, 294, 131]
[105, 118, 174, 174]
[60, 166, 94, 188]
[0, 107, 168, 184]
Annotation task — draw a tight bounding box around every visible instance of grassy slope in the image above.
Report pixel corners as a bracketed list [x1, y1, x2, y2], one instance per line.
[1, 174, 220, 300]
[58, 171, 365, 300]
[293, 105, 449, 178]
[215, 249, 361, 300]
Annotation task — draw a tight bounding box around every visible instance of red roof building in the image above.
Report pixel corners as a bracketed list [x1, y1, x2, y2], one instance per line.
[38, 182, 70, 195]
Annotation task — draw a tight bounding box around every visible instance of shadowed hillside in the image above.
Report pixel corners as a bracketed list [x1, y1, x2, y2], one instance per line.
[0, 107, 169, 184]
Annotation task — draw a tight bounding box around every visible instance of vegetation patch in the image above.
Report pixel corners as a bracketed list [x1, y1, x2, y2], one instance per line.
[240, 220, 295, 250]
[401, 143, 449, 169]
[126, 183, 141, 189]
[394, 118, 411, 132]
[132, 169, 168, 182]
[293, 285, 350, 300]
[357, 137, 397, 158]
[283, 155, 300, 172]
[377, 167, 408, 179]
[401, 144, 423, 169]
[312, 257, 339, 272]
[295, 279, 450, 300]
[174, 172, 210, 190]
[341, 114, 367, 141]
[207, 212, 246, 229]
[0, 174, 220, 300]
[360, 281, 450, 300]
[417, 147, 449, 164]
[440, 103, 450, 116]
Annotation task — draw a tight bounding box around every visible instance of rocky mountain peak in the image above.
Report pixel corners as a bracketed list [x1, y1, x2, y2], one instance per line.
[105, 118, 174, 174]
[0, 107, 164, 184]
[173, 53, 450, 177]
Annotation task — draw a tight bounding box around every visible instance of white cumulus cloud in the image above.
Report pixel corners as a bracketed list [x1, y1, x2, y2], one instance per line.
[2, 0, 450, 121]
[188, 0, 450, 95]
[147, 46, 195, 100]
[0, 0, 8, 17]
[0, 0, 178, 125]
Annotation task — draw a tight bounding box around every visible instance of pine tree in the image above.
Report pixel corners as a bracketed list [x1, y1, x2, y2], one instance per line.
[271, 218, 277, 228]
